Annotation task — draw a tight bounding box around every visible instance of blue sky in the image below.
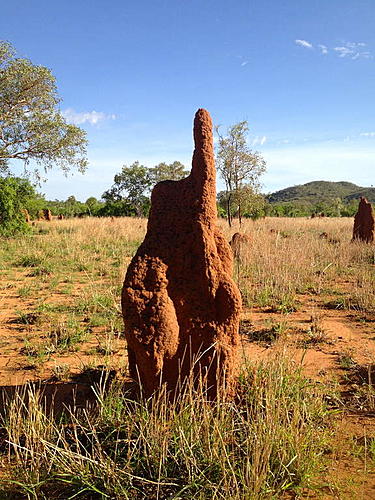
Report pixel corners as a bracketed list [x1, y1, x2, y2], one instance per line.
[2, 0, 374, 200]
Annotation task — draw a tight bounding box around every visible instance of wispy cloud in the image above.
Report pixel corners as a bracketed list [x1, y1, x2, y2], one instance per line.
[251, 136, 267, 147]
[62, 108, 116, 126]
[235, 54, 249, 67]
[295, 39, 313, 49]
[318, 44, 328, 55]
[266, 131, 375, 148]
[333, 42, 372, 60]
[295, 39, 372, 60]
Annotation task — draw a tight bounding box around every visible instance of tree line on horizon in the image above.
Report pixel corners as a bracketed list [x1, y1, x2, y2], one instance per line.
[0, 170, 361, 234]
[0, 39, 365, 237]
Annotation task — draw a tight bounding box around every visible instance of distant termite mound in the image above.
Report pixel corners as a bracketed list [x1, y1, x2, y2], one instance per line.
[122, 109, 242, 397]
[229, 232, 251, 259]
[352, 197, 374, 243]
[38, 209, 52, 221]
[21, 209, 31, 223]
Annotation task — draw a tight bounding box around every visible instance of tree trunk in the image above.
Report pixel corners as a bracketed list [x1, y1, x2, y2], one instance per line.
[227, 193, 232, 227]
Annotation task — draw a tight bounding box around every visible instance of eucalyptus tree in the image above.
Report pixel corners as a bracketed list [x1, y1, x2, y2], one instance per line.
[215, 120, 266, 226]
[0, 41, 87, 178]
[149, 161, 189, 185]
[103, 161, 152, 216]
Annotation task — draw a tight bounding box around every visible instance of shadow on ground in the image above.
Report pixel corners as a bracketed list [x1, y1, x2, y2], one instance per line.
[0, 367, 135, 417]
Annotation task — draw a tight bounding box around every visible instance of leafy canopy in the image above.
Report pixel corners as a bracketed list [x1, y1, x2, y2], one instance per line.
[103, 161, 152, 216]
[218, 185, 266, 220]
[0, 176, 43, 236]
[0, 41, 88, 178]
[102, 160, 189, 216]
[149, 161, 189, 185]
[215, 120, 266, 225]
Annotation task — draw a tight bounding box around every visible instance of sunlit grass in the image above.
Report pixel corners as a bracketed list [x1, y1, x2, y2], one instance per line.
[1, 357, 330, 499]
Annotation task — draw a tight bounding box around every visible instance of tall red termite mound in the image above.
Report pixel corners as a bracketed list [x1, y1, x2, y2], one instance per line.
[122, 109, 242, 397]
[352, 197, 375, 243]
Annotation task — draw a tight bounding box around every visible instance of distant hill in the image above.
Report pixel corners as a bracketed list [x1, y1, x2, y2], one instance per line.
[266, 181, 375, 205]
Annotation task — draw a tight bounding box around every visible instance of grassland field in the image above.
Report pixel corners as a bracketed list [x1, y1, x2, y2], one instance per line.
[0, 216, 374, 499]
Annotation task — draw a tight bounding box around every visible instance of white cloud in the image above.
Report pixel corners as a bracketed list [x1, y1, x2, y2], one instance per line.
[346, 42, 366, 48]
[295, 39, 313, 49]
[62, 108, 116, 126]
[360, 132, 375, 137]
[241, 60, 249, 67]
[251, 136, 267, 147]
[334, 46, 354, 58]
[295, 39, 372, 60]
[318, 44, 328, 55]
[333, 42, 372, 60]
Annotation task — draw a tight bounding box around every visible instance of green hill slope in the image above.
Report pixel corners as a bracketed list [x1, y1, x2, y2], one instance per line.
[266, 181, 375, 204]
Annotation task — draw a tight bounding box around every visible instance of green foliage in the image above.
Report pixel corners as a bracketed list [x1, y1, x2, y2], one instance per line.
[24, 191, 45, 219]
[0, 176, 42, 236]
[266, 197, 360, 218]
[102, 160, 188, 217]
[85, 196, 101, 215]
[103, 161, 152, 216]
[47, 318, 89, 353]
[263, 180, 370, 217]
[215, 120, 266, 225]
[266, 181, 375, 206]
[0, 40, 88, 178]
[47, 195, 91, 217]
[218, 185, 266, 220]
[37, 159, 188, 219]
[97, 199, 137, 217]
[149, 161, 189, 185]
[265, 202, 312, 218]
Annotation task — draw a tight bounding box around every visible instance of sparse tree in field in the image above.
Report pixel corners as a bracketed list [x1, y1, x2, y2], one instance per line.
[101, 160, 189, 217]
[62, 195, 86, 217]
[218, 186, 266, 221]
[0, 41, 88, 178]
[85, 196, 101, 216]
[215, 121, 266, 226]
[103, 161, 152, 216]
[232, 185, 266, 220]
[149, 161, 189, 185]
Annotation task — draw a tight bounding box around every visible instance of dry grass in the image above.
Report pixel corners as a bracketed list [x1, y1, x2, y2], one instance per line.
[0, 215, 374, 498]
[220, 217, 374, 313]
[1, 358, 329, 499]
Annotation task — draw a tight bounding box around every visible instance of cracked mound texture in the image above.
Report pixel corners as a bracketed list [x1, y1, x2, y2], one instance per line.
[122, 109, 242, 397]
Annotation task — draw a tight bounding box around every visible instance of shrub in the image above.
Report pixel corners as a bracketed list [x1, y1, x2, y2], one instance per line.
[0, 176, 43, 236]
